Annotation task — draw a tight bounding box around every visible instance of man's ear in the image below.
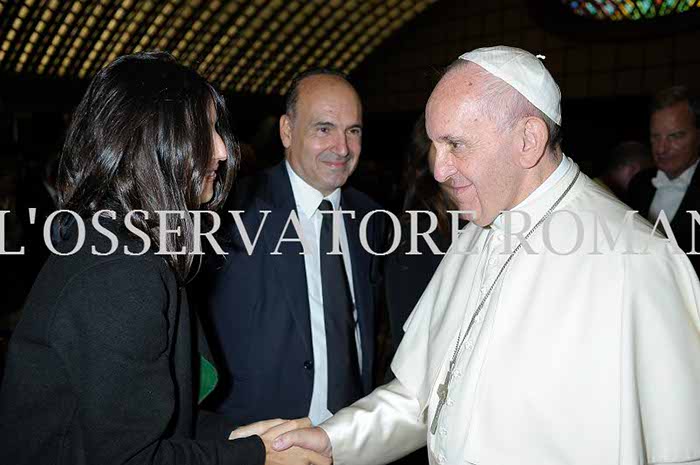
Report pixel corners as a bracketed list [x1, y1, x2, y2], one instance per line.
[517, 116, 549, 169]
[280, 114, 293, 149]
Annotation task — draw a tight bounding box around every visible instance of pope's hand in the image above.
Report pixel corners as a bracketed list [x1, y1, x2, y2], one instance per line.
[272, 426, 332, 459]
[229, 418, 288, 440]
[262, 419, 331, 465]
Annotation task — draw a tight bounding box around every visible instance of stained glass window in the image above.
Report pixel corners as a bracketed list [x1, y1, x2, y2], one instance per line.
[562, 0, 700, 21]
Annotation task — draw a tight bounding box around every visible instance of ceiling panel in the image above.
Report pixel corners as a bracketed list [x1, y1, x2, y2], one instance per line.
[0, 0, 438, 94]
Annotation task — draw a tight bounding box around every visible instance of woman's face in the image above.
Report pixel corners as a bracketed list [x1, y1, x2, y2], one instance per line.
[199, 106, 228, 205]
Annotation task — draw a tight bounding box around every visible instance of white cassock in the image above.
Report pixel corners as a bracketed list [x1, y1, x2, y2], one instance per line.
[321, 156, 700, 465]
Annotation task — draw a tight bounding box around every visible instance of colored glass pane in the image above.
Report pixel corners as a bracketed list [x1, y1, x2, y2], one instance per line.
[562, 0, 700, 19]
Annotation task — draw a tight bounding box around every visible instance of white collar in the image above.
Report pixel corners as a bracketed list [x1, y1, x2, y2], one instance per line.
[652, 159, 699, 190]
[285, 161, 341, 217]
[491, 154, 572, 231]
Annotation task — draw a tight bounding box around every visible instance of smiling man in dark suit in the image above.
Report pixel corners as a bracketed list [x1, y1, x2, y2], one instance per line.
[628, 86, 700, 274]
[203, 69, 384, 427]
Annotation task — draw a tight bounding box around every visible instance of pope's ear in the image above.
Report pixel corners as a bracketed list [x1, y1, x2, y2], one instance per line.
[279, 114, 293, 149]
[517, 116, 549, 169]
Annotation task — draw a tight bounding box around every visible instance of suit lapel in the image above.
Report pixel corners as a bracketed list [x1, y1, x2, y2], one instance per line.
[341, 193, 374, 390]
[638, 171, 656, 219]
[672, 166, 700, 231]
[259, 164, 313, 356]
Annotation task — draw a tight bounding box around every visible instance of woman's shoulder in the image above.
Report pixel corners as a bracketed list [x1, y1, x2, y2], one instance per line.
[18, 221, 179, 355]
[42, 217, 178, 296]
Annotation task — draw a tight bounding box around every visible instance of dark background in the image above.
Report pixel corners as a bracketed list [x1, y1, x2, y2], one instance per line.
[1, 0, 700, 322]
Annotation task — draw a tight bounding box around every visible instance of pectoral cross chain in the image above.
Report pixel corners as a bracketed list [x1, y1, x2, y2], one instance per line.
[430, 360, 455, 434]
[426, 169, 581, 437]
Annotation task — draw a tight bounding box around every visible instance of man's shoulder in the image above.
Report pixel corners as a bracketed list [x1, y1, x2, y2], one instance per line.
[578, 178, 645, 221]
[341, 186, 382, 213]
[556, 176, 659, 246]
[226, 163, 289, 210]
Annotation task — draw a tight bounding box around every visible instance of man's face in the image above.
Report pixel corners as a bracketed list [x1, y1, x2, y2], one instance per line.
[650, 101, 699, 179]
[425, 67, 525, 227]
[281, 75, 362, 196]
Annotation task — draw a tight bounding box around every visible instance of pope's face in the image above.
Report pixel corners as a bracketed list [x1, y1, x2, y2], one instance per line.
[650, 101, 699, 179]
[427, 142, 460, 207]
[281, 75, 362, 196]
[426, 67, 525, 227]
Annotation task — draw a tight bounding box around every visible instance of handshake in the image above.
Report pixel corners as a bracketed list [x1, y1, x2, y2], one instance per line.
[229, 417, 333, 465]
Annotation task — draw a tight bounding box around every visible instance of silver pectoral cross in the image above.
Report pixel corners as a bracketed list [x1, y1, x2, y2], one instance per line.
[430, 360, 455, 435]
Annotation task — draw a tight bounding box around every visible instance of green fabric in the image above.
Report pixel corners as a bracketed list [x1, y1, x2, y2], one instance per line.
[198, 354, 218, 404]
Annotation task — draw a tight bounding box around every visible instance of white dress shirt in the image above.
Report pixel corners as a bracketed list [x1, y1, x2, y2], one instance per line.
[648, 159, 698, 223]
[285, 162, 362, 425]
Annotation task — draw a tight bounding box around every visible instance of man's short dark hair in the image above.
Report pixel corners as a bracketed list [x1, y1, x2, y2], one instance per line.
[651, 85, 699, 127]
[284, 68, 352, 117]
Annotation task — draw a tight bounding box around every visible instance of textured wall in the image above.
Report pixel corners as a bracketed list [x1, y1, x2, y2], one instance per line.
[354, 0, 700, 113]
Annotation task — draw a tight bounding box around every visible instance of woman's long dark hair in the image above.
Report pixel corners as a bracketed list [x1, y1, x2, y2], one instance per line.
[401, 113, 457, 237]
[58, 51, 238, 283]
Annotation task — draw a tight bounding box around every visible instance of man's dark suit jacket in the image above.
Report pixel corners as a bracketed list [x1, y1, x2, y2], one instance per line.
[628, 166, 700, 275]
[203, 162, 383, 425]
[0, 221, 264, 465]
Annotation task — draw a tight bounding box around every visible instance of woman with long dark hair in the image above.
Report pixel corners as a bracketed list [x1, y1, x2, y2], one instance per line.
[380, 113, 464, 465]
[0, 52, 325, 465]
[400, 114, 459, 241]
[384, 114, 462, 358]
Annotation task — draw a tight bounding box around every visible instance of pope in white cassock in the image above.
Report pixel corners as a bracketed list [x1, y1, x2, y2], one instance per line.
[233, 46, 700, 465]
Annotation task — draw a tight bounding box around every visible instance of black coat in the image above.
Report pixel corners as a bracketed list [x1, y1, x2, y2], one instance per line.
[628, 166, 700, 275]
[0, 221, 264, 465]
[199, 162, 384, 425]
